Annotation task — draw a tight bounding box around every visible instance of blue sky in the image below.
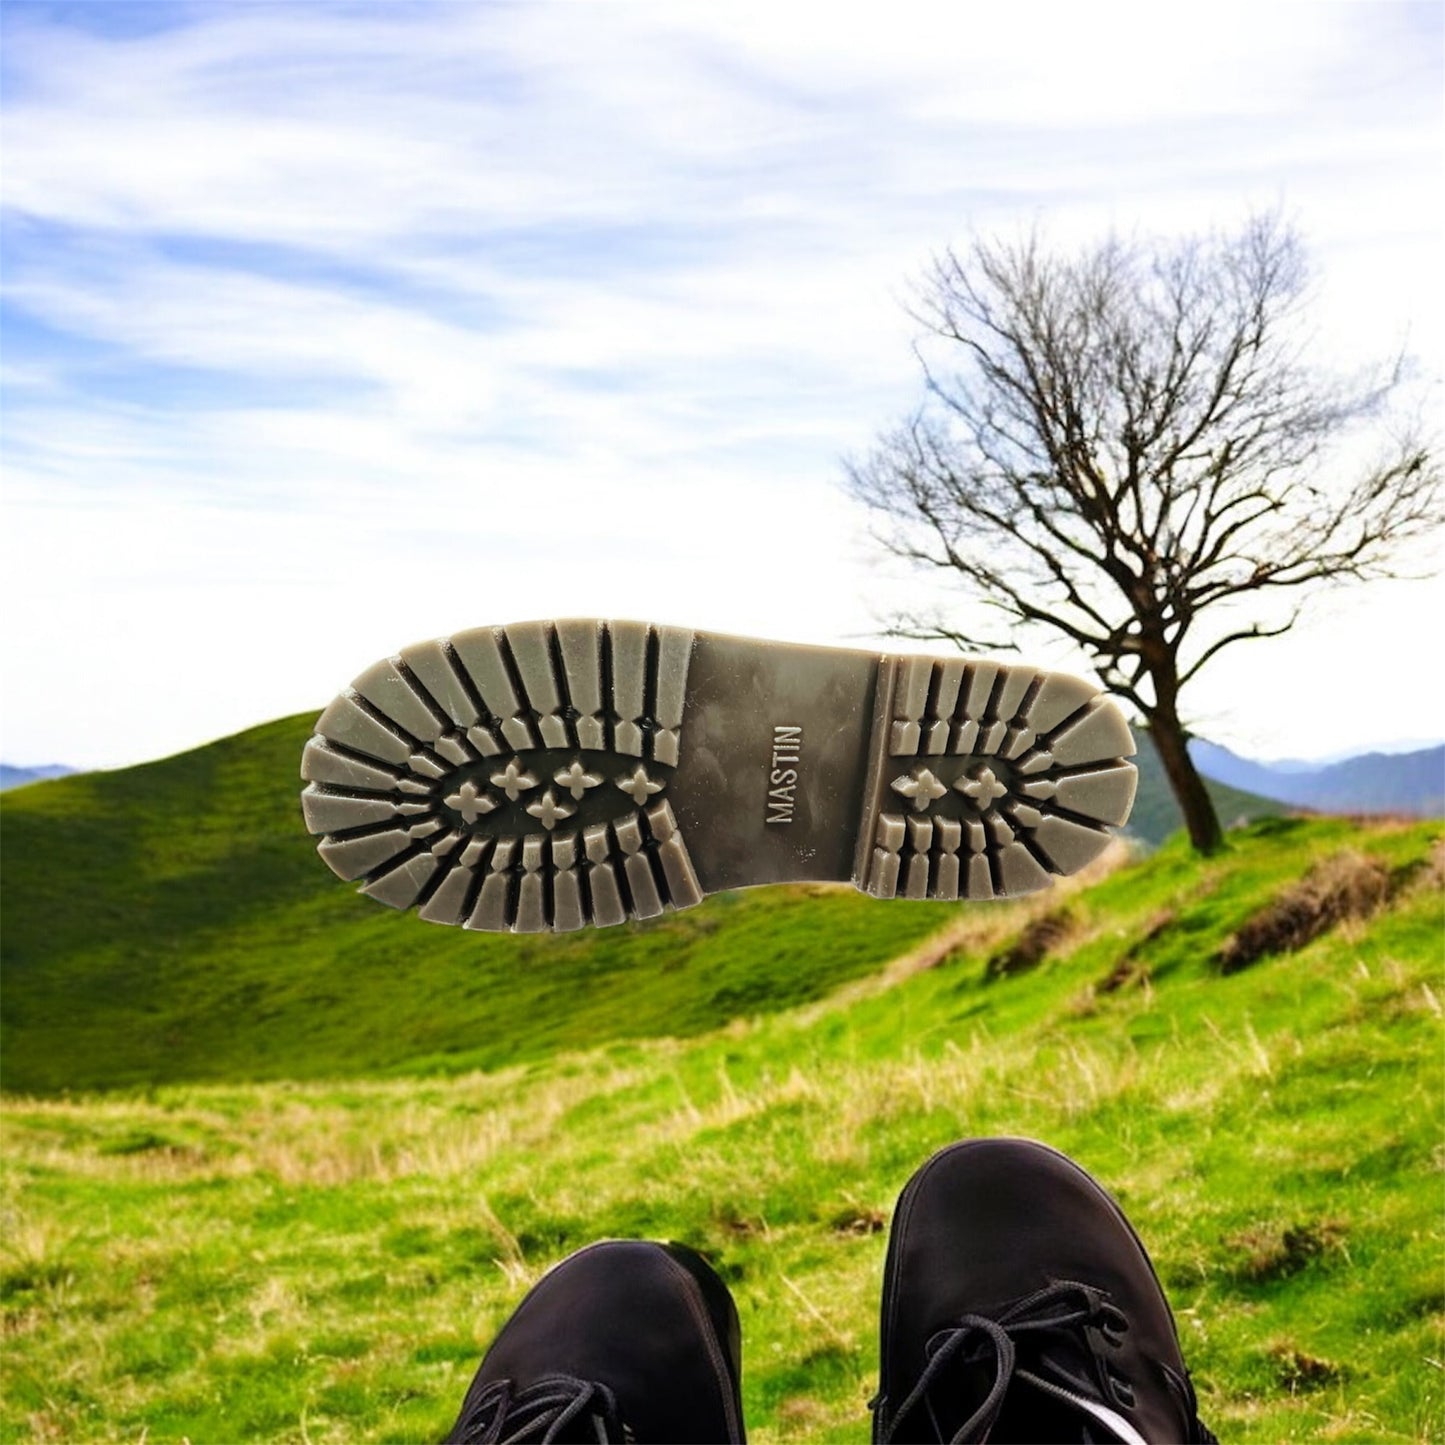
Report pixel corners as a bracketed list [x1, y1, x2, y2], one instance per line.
[2, 0, 1441, 769]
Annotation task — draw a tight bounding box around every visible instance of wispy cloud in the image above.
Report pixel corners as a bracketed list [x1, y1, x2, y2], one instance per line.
[2, 0, 1441, 766]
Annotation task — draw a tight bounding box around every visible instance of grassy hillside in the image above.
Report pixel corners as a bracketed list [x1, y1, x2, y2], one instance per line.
[1, 710, 1284, 1094]
[0, 714, 964, 1094]
[4, 815, 1442, 1442]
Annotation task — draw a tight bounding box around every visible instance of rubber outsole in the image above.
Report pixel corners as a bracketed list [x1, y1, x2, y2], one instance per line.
[300, 620, 1138, 933]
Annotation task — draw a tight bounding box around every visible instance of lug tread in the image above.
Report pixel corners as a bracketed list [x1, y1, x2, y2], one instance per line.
[300, 737, 401, 791]
[305, 619, 701, 932]
[399, 640, 481, 731]
[353, 658, 445, 744]
[870, 657, 1136, 900]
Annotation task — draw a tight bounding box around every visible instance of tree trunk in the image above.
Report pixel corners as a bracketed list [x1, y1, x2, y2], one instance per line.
[1146, 703, 1226, 855]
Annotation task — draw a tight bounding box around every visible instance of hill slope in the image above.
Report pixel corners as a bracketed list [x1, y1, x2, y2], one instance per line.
[1126, 729, 1286, 845]
[0, 713, 968, 1094]
[0, 707, 1386, 1092]
[3, 815, 1441, 1444]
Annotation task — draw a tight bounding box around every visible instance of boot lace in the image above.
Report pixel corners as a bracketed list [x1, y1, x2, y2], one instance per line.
[450, 1373, 628, 1444]
[876, 1280, 1217, 1444]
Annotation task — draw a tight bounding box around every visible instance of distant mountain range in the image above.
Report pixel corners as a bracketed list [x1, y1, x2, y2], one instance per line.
[0, 763, 76, 792]
[1190, 740, 1444, 819]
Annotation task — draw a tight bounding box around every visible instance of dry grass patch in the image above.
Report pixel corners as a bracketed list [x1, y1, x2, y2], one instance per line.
[1268, 1341, 1344, 1391]
[985, 907, 1077, 979]
[827, 1203, 886, 1236]
[1387, 835, 1445, 898]
[844, 837, 1131, 997]
[1227, 1220, 1349, 1282]
[1216, 850, 1392, 973]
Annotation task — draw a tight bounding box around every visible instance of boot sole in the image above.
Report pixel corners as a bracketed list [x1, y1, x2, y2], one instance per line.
[300, 620, 1137, 933]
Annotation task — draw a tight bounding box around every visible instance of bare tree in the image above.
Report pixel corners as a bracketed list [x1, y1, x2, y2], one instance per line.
[849, 215, 1440, 853]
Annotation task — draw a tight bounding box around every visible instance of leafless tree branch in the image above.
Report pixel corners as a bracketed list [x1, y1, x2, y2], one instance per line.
[847, 213, 1442, 852]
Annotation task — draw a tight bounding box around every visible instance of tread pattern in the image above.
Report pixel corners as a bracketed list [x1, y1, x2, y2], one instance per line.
[864, 657, 1136, 900]
[301, 620, 702, 933]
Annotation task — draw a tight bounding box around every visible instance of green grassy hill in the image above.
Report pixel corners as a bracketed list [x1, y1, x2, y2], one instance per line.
[3, 717, 1441, 1441]
[4, 788, 1442, 1439]
[0, 711, 1281, 1094]
[0, 714, 966, 1094]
